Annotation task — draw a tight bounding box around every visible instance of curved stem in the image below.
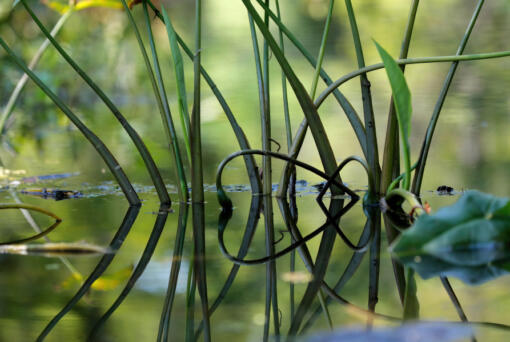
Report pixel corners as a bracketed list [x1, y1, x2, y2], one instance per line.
[315, 50, 510, 109]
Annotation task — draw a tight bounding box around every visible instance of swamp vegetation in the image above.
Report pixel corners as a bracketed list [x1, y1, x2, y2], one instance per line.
[1, 0, 510, 341]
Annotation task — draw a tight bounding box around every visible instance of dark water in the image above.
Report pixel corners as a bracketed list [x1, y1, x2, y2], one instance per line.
[2, 0, 510, 341]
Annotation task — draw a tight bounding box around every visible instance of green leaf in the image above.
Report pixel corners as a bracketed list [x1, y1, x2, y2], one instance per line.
[391, 190, 510, 284]
[161, 5, 191, 162]
[374, 41, 412, 189]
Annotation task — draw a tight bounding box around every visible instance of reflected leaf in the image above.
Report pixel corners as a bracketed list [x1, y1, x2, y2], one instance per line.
[391, 190, 510, 284]
[61, 265, 133, 291]
[307, 322, 472, 342]
[0, 242, 111, 256]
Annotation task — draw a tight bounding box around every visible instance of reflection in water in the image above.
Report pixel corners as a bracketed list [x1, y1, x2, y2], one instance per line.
[37, 205, 140, 341]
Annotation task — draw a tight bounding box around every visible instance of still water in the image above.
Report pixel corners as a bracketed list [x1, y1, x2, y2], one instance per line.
[1, 0, 510, 341]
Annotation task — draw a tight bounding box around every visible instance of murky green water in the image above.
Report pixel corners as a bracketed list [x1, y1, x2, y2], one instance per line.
[2, 0, 510, 341]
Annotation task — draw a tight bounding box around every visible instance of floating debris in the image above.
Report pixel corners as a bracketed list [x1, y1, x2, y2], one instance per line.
[20, 188, 82, 201]
[436, 185, 454, 195]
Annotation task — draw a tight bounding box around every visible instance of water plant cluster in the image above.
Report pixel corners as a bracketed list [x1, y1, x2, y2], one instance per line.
[2, 0, 510, 341]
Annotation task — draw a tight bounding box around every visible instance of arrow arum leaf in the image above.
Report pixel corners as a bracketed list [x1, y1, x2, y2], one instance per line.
[391, 190, 510, 284]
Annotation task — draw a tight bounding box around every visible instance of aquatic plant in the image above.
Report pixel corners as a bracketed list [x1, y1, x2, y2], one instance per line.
[2, 0, 510, 341]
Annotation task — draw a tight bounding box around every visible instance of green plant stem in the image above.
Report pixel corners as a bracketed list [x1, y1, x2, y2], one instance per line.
[310, 0, 334, 100]
[274, 0, 296, 320]
[147, 0, 262, 195]
[274, 0, 292, 151]
[190, 1, 210, 341]
[411, 0, 484, 195]
[0, 38, 140, 206]
[315, 50, 510, 109]
[0, 8, 73, 135]
[344, 0, 382, 321]
[141, 0, 188, 203]
[252, 0, 366, 199]
[379, 0, 419, 306]
[21, 0, 170, 205]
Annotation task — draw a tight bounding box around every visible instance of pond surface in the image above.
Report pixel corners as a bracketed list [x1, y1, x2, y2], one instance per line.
[1, 0, 510, 341]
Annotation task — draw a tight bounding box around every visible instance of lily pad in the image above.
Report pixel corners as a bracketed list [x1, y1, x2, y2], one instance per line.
[391, 190, 510, 285]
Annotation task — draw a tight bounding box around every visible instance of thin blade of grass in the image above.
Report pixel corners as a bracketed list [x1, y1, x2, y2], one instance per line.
[158, 203, 190, 341]
[161, 5, 192, 162]
[0, 7, 73, 135]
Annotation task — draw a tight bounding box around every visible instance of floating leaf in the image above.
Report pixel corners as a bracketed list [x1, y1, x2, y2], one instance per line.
[391, 190, 510, 284]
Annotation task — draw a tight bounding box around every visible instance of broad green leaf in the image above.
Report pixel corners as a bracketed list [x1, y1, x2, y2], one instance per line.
[391, 190, 510, 284]
[374, 41, 412, 189]
[375, 41, 412, 149]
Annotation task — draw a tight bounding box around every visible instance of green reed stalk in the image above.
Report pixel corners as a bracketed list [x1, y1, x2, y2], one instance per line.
[240, 3, 347, 337]
[158, 203, 189, 341]
[120, 0, 187, 202]
[274, 0, 296, 320]
[248, 9, 279, 339]
[0, 7, 73, 135]
[185, 261, 196, 342]
[412, 0, 485, 194]
[146, 0, 262, 196]
[241, 0, 339, 179]
[275, 0, 292, 151]
[0, 38, 140, 206]
[21, 0, 170, 204]
[189, 1, 210, 341]
[252, 0, 366, 155]
[344, 0, 382, 321]
[379, 4, 418, 305]
[252, 0, 365, 196]
[141, 0, 188, 202]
